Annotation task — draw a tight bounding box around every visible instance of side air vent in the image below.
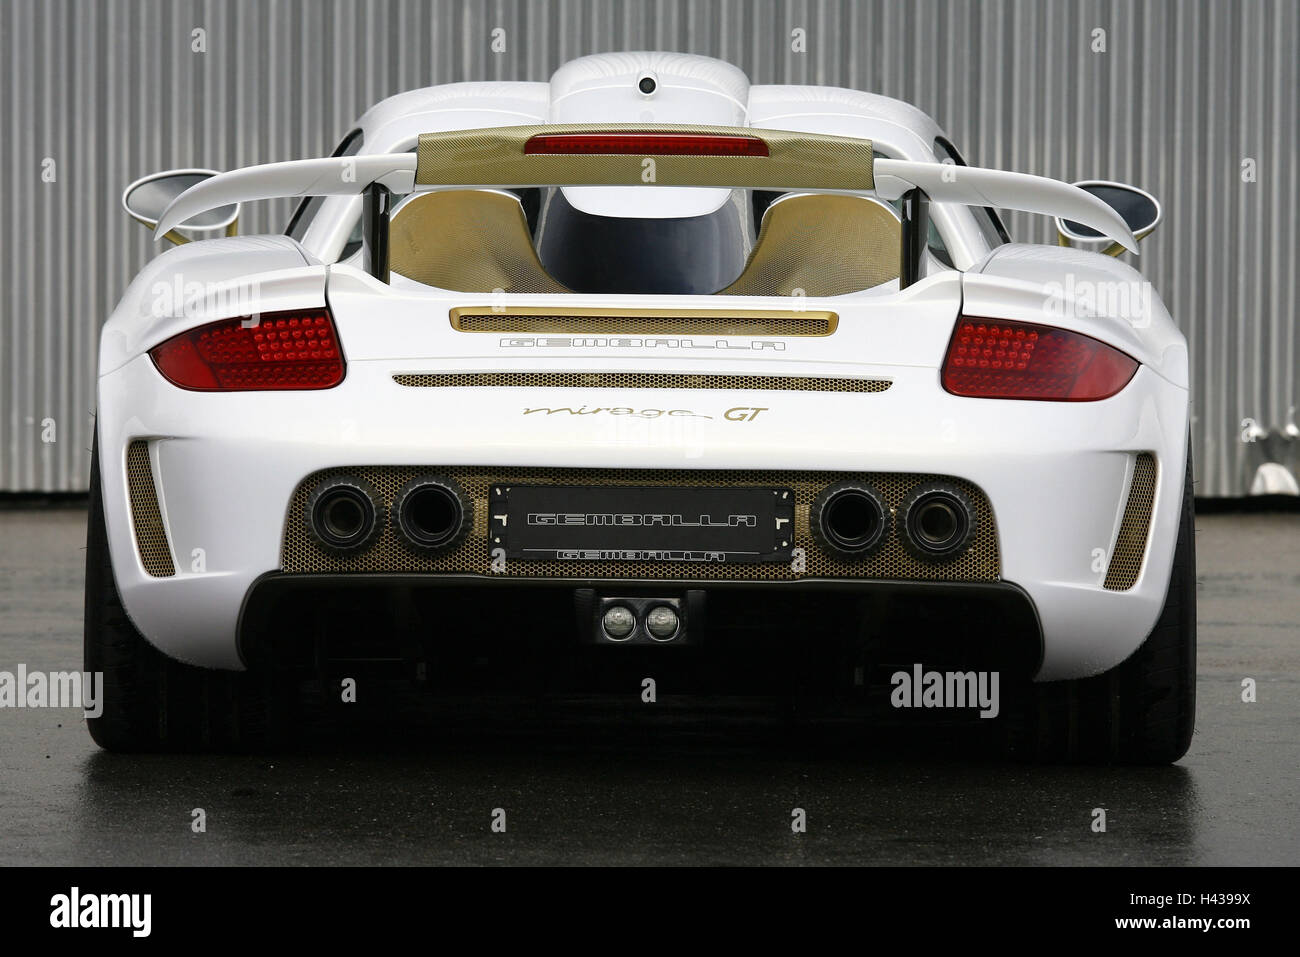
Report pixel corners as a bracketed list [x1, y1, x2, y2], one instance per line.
[392, 372, 890, 394]
[125, 440, 176, 578]
[1104, 453, 1157, 591]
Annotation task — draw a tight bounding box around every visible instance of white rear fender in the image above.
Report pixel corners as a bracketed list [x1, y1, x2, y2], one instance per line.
[964, 245, 1189, 390]
[99, 235, 328, 374]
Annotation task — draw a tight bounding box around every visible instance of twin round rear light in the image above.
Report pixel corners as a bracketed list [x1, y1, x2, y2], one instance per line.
[942, 317, 1137, 401]
[150, 308, 344, 391]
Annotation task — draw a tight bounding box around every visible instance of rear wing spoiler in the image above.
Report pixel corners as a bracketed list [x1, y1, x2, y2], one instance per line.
[155, 123, 1137, 285]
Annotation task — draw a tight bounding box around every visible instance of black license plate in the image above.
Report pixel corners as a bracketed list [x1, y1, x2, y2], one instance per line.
[489, 484, 795, 563]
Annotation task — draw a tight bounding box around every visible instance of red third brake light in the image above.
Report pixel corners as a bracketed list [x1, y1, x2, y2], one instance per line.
[942, 318, 1138, 401]
[150, 308, 345, 391]
[522, 132, 770, 157]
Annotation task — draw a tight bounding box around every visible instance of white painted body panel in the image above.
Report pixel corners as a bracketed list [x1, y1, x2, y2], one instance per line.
[551, 51, 750, 218]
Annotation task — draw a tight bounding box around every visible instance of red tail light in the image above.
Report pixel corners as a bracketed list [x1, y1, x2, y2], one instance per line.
[522, 132, 769, 157]
[150, 308, 344, 391]
[942, 318, 1137, 401]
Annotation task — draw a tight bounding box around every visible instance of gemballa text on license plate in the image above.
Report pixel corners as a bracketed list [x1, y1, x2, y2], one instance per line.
[489, 485, 795, 563]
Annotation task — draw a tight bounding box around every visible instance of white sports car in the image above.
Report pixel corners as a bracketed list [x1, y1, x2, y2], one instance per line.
[88, 52, 1193, 761]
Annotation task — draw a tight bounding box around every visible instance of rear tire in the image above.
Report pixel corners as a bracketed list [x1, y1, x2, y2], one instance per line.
[1018, 449, 1196, 764]
[84, 434, 267, 751]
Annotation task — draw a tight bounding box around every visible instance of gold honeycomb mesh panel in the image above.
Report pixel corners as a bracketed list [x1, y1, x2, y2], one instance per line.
[1104, 453, 1158, 591]
[282, 467, 998, 582]
[450, 311, 836, 337]
[125, 440, 176, 578]
[392, 372, 890, 394]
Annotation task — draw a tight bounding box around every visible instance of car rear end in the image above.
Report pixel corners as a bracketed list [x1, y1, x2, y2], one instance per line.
[98, 258, 1188, 694]
[92, 118, 1191, 759]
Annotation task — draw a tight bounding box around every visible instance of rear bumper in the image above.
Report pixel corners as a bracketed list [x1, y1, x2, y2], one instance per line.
[238, 573, 1045, 688]
[97, 353, 1189, 680]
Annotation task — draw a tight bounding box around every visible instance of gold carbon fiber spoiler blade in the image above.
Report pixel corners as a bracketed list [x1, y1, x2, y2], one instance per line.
[414, 124, 876, 191]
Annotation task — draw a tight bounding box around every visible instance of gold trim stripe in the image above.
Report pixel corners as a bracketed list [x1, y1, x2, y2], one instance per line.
[416, 124, 874, 191]
[449, 306, 837, 337]
[392, 372, 890, 393]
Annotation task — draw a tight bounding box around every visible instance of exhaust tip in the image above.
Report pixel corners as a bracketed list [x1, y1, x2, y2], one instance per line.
[393, 475, 472, 552]
[900, 483, 978, 561]
[306, 476, 383, 553]
[645, 605, 681, 641]
[601, 605, 637, 641]
[810, 481, 890, 558]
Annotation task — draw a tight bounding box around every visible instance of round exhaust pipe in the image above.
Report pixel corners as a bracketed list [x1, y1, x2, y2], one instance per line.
[810, 481, 890, 558]
[900, 483, 978, 561]
[393, 475, 472, 552]
[644, 605, 681, 642]
[306, 476, 383, 553]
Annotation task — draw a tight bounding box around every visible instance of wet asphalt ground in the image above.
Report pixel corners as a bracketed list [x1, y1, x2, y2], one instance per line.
[0, 506, 1296, 866]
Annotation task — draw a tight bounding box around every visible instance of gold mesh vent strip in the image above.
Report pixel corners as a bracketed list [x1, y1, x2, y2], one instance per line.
[450, 310, 836, 337]
[125, 440, 176, 578]
[1104, 453, 1158, 591]
[282, 467, 998, 583]
[392, 372, 890, 394]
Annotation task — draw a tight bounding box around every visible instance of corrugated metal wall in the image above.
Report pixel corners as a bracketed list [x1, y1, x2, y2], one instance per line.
[1, 0, 1295, 494]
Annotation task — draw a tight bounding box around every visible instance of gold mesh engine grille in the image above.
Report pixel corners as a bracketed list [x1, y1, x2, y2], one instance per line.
[125, 440, 176, 578]
[450, 310, 836, 337]
[392, 372, 890, 394]
[282, 467, 999, 582]
[1104, 453, 1157, 591]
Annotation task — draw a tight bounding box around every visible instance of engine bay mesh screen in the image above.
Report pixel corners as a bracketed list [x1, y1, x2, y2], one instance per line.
[282, 466, 999, 583]
[1104, 453, 1158, 591]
